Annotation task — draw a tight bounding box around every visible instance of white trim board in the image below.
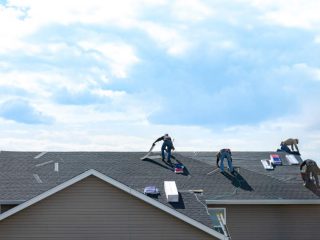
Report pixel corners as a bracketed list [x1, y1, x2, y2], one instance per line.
[0, 169, 227, 240]
[206, 199, 320, 205]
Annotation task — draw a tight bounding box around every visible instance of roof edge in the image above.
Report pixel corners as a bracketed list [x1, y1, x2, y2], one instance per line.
[0, 200, 25, 205]
[0, 169, 227, 240]
[206, 199, 320, 205]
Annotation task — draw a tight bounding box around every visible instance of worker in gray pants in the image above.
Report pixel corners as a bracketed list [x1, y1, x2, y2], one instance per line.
[153, 134, 175, 163]
[300, 159, 319, 187]
[217, 149, 234, 174]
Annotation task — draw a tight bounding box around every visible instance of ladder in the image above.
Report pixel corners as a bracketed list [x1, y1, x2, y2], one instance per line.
[217, 212, 231, 239]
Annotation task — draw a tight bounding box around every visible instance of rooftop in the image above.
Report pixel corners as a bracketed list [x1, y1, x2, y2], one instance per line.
[0, 150, 319, 230]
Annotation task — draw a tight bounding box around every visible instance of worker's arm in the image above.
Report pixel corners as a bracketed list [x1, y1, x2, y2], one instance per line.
[153, 136, 164, 146]
[216, 152, 220, 167]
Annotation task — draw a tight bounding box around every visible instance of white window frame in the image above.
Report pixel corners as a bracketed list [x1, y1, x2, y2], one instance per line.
[208, 208, 227, 236]
[208, 207, 226, 223]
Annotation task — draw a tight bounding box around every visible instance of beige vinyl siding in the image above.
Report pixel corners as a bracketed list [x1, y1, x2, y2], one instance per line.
[209, 204, 320, 240]
[0, 176, 217, 240]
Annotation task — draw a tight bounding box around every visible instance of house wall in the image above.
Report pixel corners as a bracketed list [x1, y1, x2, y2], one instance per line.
[0, 176, 217, 240]
[209, 204, 320, 240]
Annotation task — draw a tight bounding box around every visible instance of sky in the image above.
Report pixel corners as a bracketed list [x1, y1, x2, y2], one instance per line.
[0, 0, 320, 159]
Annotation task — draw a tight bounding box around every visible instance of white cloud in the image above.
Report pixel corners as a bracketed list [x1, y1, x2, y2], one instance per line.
[0, 0, 167, 54]
[0, 4, 38, 53]
[91, 89, 126, 99]
[274, 63, 320, 82]
[6, 0, 167, 28]
[7, 0, 137, 26]
[1, 110, 320, 160]
[138, 21, 192, 56]
[171, 0, 213, 22]
[219, 116, 320, 160]
[0, 71, 79, 97]
[0, 0, 200, 58]
[78, 41, 139, 78]
[1, 0, 320, 163]
[293, 63, 320, 81]
[238, 0, 320, 29]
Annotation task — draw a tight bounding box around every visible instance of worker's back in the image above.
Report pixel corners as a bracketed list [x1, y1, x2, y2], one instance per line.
[282, 138, 298, 145]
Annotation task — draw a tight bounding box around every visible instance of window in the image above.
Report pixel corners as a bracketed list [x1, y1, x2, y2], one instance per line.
[208, 208, 226, 235]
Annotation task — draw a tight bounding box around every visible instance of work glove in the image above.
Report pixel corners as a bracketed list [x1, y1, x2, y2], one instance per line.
[152, 143, 156, 147]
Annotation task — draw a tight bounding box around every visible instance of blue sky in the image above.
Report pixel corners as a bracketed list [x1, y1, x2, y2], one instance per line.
[1, 0, 320, 159]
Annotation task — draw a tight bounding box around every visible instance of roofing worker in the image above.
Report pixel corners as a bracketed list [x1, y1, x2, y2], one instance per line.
[300, 159, 319, 187]
[216, 149, 234, 174]
[153, 134, 175, 163]
[280, 138, 300, 155]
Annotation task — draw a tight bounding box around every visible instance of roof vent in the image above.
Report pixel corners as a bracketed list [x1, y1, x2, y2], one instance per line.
[164, 181, 179, 202]
[54, 162, 59, 172]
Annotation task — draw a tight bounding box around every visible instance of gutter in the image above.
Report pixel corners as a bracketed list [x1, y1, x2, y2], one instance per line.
[206, 199, 320, 205]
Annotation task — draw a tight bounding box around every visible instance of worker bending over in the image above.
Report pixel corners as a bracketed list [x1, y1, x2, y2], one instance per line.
[153, 134, 175, 163]
[300, 159, 319, 188]
[280, 138, 300, 155]
[216, 149, 234, 174]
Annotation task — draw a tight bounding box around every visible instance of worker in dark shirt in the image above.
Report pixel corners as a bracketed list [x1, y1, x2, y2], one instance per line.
[216, 149, 234, 174]
[153, 134, 175, 162]
[300, 159, 319, 187]
[280, 138, 300, 155]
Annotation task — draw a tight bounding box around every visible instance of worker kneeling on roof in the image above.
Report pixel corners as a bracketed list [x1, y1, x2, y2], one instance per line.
[153, 134, 175, 163]
[279, 138, 300, 155]
[216, 149, 234, 174]
[300, 159, 320, 188]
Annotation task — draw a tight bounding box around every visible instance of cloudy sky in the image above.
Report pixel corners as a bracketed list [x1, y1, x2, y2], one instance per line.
[0, 0, 320, 159]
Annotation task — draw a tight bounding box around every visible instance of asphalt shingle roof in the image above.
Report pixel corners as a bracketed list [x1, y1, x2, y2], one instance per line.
[0, 150, 319, 229]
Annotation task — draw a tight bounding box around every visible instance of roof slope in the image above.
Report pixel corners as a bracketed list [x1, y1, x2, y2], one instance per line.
[0, 169, 226, 240]
[0, 151, 319, 231]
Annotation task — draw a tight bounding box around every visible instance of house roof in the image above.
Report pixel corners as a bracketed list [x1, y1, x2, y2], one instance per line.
[0, 150, 319, 237]
[0, 169, 226, 240]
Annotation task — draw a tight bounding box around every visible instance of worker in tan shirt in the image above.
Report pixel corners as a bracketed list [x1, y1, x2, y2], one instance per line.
[280, 138, 300, 154]
[300, 159, 319, 187]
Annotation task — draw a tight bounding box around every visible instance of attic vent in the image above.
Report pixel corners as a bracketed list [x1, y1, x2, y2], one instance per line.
[164, 181, 179, 202]
[34, 152, 47, 159]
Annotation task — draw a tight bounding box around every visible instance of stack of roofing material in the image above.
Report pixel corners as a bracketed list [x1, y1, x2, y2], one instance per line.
[286, 154, 299, 165]
[174, 163, 184, 174]
[143, 186, 160, 196]
[270, 154, 282, 166]
[164, 181, 179, 202]
[261, 159, 274, 170]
